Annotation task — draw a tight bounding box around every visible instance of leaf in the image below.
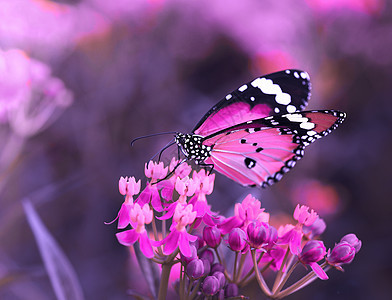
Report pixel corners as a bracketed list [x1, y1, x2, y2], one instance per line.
[23, 199, 84, 300]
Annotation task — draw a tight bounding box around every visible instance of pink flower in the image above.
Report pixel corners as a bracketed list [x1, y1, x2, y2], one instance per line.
[279, 205, 320, 255]
[119, 176, 141, 202]
[113, 176, 141, 228]
[136, 183, 163, 212]
[298, 240, 328, 280]
[294, 205, 318, 226]
[116, 203, 154, 258]
[218, 194, 269, 234]
[158, 176, 197, 221]
[189, 169, 217, 227]
[175, 176, 197, 200]
[144, 161, 168, 181]
[170, 157, 192, 178]
[155, 204, 197, 257]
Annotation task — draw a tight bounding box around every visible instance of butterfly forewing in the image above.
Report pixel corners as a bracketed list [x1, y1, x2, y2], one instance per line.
[202, 110, 346, 187]
[192, 69, 311, 137]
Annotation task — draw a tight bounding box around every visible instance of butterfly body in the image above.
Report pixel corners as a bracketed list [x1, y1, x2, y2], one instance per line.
[170, 70, 345, 187]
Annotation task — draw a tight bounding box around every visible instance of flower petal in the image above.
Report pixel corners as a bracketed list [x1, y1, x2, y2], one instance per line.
[309, 262, 328, 280]
[116, 229, 139, 246]
[163, 230, 180, 255]
[139, 231, 154, 258]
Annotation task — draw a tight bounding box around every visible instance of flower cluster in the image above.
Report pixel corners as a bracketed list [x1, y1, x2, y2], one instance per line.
[112, 159, 361, 299]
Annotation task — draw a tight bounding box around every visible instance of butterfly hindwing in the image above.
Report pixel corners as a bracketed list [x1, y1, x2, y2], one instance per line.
[193, 69, 311, 137]
[202, 110, 346, 187]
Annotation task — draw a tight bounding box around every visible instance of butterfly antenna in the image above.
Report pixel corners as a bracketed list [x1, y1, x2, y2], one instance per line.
[130, 131, 177, 146]
[148, 138, 176, 161]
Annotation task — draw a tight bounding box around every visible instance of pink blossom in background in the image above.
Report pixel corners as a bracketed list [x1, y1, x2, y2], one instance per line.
[305, 0, 385, 15]
[291, 180, 341, 216]
[0, 0, 109, 57]
[0, 48, 73, 136]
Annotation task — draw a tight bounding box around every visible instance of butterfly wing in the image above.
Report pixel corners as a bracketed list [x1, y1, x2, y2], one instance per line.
[193, 69, 311, 137]
[202, 110, 346, 187]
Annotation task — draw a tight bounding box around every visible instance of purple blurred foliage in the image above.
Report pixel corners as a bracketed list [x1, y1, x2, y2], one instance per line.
[0, 0, 391, 299]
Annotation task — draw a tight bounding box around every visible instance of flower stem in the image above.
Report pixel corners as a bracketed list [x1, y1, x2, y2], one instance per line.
[238, 251, 264, 287]
[272, 246, 290, 293]
[276, 262, 331, 299]
[151, 211, 163, 256]
[251, 249, 271, 296]
[272, 261, 299, 296]
[158, 263, 173, 300]
[233, 251, 239, 282]
[235, 253, 247, 283]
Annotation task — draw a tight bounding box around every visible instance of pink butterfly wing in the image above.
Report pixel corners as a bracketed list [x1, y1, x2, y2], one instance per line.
[193, 69, 311, 137]
[203, 110, 346, 187]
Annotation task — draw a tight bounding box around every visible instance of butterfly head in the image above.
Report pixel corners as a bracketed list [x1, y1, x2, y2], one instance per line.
[174, 133, 212, 164]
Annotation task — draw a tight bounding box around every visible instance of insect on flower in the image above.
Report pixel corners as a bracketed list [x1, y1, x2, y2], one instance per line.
[133, 70, 346, 187]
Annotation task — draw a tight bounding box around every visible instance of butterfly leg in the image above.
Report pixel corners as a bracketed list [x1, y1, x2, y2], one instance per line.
[197, 162, 215, 175]
[153, 158, 188, 185]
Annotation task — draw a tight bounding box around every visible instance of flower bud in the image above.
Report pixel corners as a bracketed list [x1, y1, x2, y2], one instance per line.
[228, 228, 247, 251]
[180, 245, 198, 265]
[202, 276, 220, 296]
[303, 217, 326, 239]
[212, 271, 226, 289]
[225, 283, 239, 297]
[186, 259, 204, 279]
[203, 226, 221, 248]
[299, 240, 326, 264]
[247, 221, 269, 249]
[211, 263, 225, 274]
[267, 225, 278, 245]
[340, 234, 362, 253]
[201, 258, 211, 276]
[327, 242, 356, 267]
[200, 248, 215, 264]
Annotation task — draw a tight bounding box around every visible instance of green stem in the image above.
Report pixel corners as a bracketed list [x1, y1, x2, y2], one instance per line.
[158, 263, 173, 300]
[276, 262, 331, 299]
[238, 251, 264, 287]
[151, 211, 163, 256]
[251, 249, 271, 297]
[272, 261, 299, 296]
[236, 253, 247, 283]
[214, 248, 232, 282]
[272, 246, 290, 293]
[233, 251, 239, 282]
[239, 258, 272, 288]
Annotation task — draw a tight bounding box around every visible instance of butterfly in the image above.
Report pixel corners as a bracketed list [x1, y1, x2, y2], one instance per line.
[168, 70, 345, 187]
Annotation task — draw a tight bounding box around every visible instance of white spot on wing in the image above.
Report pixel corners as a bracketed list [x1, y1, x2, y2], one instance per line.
[239, 85, 248, 92]
[286, 105, 296, 113]
[251, 77, 291, 106]
[284, 114, 308, 123]
[300, 72, 309, 79]
[226, 94, 232, 100]
[300, 122, 316, 130]
[274, 107, 280, 113]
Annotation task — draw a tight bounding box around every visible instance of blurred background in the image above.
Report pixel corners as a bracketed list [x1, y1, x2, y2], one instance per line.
[0, 0, 391, 299]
